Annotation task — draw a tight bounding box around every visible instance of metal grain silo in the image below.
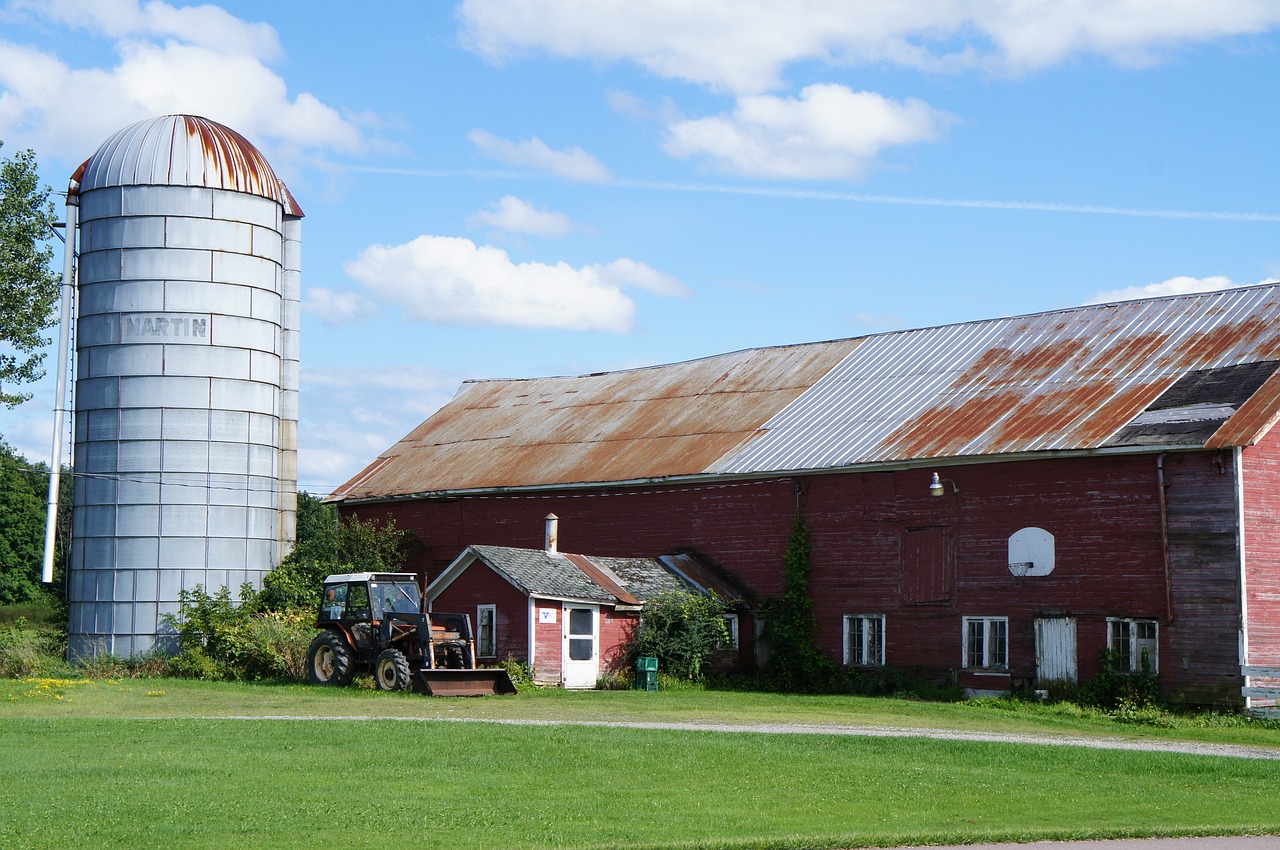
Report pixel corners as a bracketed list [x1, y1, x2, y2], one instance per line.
[62, 115, 302, 659]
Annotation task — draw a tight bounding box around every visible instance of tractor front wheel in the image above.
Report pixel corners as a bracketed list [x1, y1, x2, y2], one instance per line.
[307, 631, 354, 686]
[374, 648, 412, 691]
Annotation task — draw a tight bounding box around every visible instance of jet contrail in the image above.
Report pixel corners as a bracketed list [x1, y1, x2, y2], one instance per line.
[342, 164, 1280, 223]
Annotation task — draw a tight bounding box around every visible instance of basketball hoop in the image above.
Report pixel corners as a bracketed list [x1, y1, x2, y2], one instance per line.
[1009, 561, 1033, 587]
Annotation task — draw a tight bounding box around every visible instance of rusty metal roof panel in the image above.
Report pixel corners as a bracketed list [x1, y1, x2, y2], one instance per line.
[330, 339, 861, 499]
[716, 284, 1280, 473]
[76, 115, 299, 212]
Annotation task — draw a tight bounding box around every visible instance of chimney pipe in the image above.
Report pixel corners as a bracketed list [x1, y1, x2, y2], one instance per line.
[545, 513, 559, 553]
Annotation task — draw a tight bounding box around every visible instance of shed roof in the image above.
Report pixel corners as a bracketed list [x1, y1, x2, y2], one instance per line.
[428, 544, 702, 606]
[333, 284, 1280, 502]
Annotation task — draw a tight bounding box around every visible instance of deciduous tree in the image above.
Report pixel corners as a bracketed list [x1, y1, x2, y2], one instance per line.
[0, 143, 61, 408]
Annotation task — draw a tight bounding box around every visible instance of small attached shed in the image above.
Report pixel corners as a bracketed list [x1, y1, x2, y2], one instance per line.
[427, 522, 737, 688]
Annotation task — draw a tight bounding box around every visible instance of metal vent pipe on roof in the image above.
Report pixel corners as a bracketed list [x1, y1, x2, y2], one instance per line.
[545, 513, 559, 553]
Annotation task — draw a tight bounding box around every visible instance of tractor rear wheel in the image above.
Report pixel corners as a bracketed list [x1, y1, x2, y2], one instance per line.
[307, 631, 354, 686]
[374, 648, 412, 691]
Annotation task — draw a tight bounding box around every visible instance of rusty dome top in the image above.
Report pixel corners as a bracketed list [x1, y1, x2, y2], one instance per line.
[73, 114, 302, 216]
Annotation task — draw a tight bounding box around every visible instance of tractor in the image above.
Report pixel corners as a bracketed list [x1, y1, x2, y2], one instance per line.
[306, 572, 516, 696]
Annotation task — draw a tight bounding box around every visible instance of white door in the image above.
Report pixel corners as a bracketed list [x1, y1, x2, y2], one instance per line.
[1035, 617, 1077, 684]
[562, 604, 599, 689]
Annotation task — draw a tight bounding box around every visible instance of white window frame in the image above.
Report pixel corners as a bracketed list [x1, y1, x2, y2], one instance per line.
[476, 604, 496, 658]
[842, 614, 886, 666]
[962, 616, 1008, 671]
[1107, 618, 1158, 674]
[716, 613, 739, 651]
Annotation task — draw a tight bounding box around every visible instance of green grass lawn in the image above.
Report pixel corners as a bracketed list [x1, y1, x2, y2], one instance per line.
[2, 678, 1278, 849]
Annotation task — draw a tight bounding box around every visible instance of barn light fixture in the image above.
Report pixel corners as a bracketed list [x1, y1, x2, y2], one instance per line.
[928, 472, 958, 497]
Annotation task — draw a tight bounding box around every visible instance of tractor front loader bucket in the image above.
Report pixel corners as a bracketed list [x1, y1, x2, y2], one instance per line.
[413, 668, 518, 697]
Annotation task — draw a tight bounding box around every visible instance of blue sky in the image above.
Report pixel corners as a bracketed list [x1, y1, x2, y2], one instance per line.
[1, 0, 1278, 493]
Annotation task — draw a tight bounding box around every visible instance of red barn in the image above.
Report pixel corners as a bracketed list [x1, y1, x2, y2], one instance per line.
[331, 285, 1280, 705]
[426, 516, 742, 687]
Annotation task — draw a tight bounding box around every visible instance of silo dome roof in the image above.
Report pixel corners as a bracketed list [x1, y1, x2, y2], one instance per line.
[73, 114, 302, 215]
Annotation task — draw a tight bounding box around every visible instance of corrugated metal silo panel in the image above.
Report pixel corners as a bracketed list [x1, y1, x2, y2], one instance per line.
[79, 187, 122, 221]
[135, 567, 159, 600]
[166, 217, 251, 252]
[213, 251, 278, 290]
[164, 346, 251, 380]
[90, 216, 167, 250]
[90, 345, 163, 377]
[117, 538, 159, 569]
[116, 476, 159, 505]
[161, 505, 208, 536]
[84, 440, 119, 472]
[160, 537, 205, 568]
[122, 185, 214, 218]
[210, 538, 248, 569]
[164, 280, 250, 314]
[208, 506, 246, 537]
[119, 376, 210, 409]
[161, 473, 209, 505]
[210, 315, 276, 351]
[122, 247, 211, 281]
[211, 378, 275, 414]
[251, 226, 283, 260]
[210, 411, 250, 442]
[116, 440, 162, 472]
[161, 409, 209, 441]
[213, 189, 279, 228]
[117, 504, 160, 536]
[162, 441, 210, 473]
[120, 408, 162, 439]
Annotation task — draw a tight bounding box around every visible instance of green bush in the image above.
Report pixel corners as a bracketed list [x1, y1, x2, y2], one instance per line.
[161, 585, 315, 682]
[623, 590, 729, 681]
[1078, 647, 1159, 710]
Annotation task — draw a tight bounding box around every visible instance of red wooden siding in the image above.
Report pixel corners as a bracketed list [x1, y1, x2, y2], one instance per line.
[1243, 426, 1280, 668]
[351, 449, 1251, 702]
[430, 561, 529, 665]
[532, 604, 562, 686]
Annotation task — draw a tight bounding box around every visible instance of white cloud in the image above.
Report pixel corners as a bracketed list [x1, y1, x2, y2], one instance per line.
[0, 3, 368, 167]
[299, 365, 468, 492]
[468, 196, 575, 237]
[304, 289, 381, 326]
[460, 0, 1280, 93]
[13, 0, 282, 59]
[1087, 275, 1279, 304]
[468, 129, 611, 182]
[665, 84, 952, 179]
[343, 235, 685, 332]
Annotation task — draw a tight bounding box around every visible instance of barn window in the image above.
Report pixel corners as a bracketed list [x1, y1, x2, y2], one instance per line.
[903, 526, 953, 605]
[717, 614, 739, 651]
[1107, 618, 1158, 674]
[963, 616, 1008, 670]
[843, 615, 885, 666]
[477, 604, 496, 658]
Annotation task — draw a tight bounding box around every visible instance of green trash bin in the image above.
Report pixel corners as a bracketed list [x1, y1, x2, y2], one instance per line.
[635, 656, 658, 691]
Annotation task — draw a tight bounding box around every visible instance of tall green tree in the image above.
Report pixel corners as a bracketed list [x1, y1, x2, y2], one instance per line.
[0, 143, 62, 408]
[0, 439, 68, 605]
[253, 498, 419, 612]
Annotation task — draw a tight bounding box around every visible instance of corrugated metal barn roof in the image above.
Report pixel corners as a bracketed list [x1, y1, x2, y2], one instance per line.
[332, 284, 1280, 502]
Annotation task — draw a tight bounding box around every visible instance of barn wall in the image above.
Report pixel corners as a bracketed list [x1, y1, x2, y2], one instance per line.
[429, 562, 530, 665]
[601, 609, 637, 674]
[349, 450, 1243, 699]
[1243, 426, 1280, 668]
[1163, 450, 1242, 704]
